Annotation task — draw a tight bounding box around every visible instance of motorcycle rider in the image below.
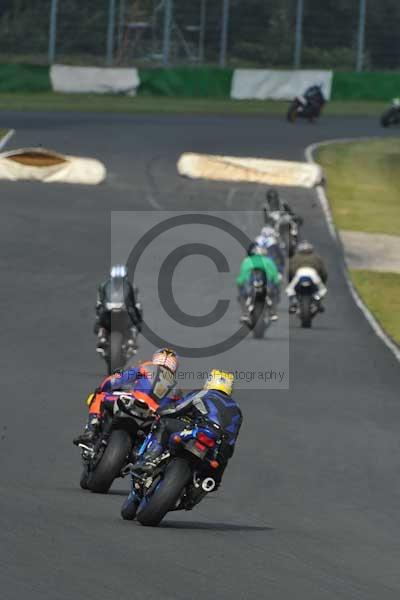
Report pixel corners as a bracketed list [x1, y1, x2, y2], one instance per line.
[237, 243, 280, 323]
[303, 84, 325, 117]
[73, 348, 180, 446]
[286, 240, 328, 313]
[95, 265, 142, 354]
[131, 369, 242, 491]
[263, 188, 299, 226]
[254, 225, 285, 275]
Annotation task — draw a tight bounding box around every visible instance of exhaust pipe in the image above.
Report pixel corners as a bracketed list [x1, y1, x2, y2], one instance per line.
[202, 477, 216, 492]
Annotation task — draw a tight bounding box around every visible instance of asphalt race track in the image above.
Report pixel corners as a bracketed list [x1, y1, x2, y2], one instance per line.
[0, 111, 399, 600]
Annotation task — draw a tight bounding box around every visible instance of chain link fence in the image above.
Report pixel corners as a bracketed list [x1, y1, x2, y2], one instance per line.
[0, 0, 399, 70]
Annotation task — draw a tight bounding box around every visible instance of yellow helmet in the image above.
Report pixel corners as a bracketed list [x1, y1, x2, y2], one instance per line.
[204, 369, 234, 396]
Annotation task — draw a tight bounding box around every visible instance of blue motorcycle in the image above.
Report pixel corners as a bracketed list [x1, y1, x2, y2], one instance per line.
[121, 419, 222, 526]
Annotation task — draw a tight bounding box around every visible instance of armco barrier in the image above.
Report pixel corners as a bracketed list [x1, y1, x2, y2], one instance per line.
[0, 64, 51, 92]
[0, 64, 398, 101]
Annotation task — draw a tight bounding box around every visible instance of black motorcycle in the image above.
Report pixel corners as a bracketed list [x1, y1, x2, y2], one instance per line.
[246, 269, 272, 338]
[294, 274, 321, 328]
[97, 304, 138, 375]
[287, 85, 325, 123]
[381, 98, 400, 127]
[78, 392, 154, 493]
[121, 419, 223, 527]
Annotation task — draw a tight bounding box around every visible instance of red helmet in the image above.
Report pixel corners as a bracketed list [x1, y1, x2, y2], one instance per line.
[152, 348, 179, 374]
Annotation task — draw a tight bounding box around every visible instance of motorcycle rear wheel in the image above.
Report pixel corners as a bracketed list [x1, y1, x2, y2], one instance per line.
[136, 458, 191, 527]
[300, 295, 312, 328]
[252, 300, 266, 339]
[287, 103, 297, 123]
[87, 429, 133, 494]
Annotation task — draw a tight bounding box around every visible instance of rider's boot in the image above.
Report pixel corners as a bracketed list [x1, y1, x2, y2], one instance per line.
[73, 414, 101, 446]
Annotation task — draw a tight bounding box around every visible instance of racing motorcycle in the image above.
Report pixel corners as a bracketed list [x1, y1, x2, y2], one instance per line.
[121, 419, 223, 526]
[246, 269, 272, 338]
[294, 273, 321, 328]
[381, 98, 400, 127]
[78, 392, 155, 493]
[287, 85, 325, 123]
[97, 297, 139, 375]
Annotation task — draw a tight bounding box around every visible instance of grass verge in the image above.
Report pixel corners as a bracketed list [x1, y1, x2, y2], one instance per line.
[316, 138, 400, 236]
[0, 129, 9, 140]
[317, 138, 400, 347]
[350, 270, 400, 345]
[0, 92, 388, 116]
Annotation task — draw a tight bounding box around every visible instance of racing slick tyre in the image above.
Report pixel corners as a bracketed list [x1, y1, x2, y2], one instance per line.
[287, 103, 297, 123]
[109, 330, 124, 374]
[300, 295, 312, 328]
[80, 466, 89, 490]
[87, 429, 133, 494]
[252, 300, 266, 339]
[136, 458, 191, 527]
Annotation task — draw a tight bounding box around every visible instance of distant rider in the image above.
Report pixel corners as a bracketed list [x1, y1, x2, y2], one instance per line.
[254, 225, 285, 275]
[286, 241, 328, 313]
[237, 244, 280, 322]
[73, 348, 180, 446]
[95, 264, 142, 354]
[303, 85, 325, 117]
[131, 369, 242, 491]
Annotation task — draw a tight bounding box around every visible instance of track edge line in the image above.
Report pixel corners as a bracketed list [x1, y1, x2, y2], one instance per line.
[305, 137, 400, 363]
[0, 128, 15, 152]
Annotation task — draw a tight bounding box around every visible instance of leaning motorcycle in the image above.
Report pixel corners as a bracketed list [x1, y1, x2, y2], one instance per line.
[381, 98, 400, 127]
[287, 93, 324, 123]
[246, 269, 272, 339]
[294, 274, 320, 328]
[121, 419, 223, 527]
[78, 392, 154, 493]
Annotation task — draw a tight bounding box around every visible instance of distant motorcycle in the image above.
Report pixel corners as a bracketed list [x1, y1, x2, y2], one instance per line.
[245, 269, 273, 338]
[287, 85, 325, 123]
[97, 298, 139, 375]
[121, 418, 223, 527]
[294, 273, 321, 328]
[381, 98, 400, 127]
[78, 392, 154, 493]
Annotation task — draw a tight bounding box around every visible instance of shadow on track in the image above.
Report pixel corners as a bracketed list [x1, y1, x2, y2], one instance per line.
[161, 520, 274, 532]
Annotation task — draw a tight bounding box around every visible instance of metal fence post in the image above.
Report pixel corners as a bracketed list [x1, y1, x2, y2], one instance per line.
[356, 0, 367, 71]
[48, 0, 59, 64]
[219, 0, 230, 67]
[163, 0, 173, 66]
[106, 0, 117, 66]
[294, 0, 304, 69]
[199, 0, 207, 64]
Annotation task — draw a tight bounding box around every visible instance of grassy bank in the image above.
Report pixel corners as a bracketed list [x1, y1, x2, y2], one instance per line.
[350, 270, 400, 345]
[316, 139, 400, 236]
[0, 92, 387, 116]
[317, 139, 400, 345]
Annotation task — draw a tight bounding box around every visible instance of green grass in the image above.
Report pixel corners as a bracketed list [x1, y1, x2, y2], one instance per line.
[0, 92, 388, 116]
[350, 270, 400, 345]
[316, 139, 400, 236]
[0, 129, 8, 139]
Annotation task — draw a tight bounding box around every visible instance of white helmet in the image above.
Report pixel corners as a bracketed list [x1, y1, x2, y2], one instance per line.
[297, 240, 314, 254]
[110, 264, 127, 278]
[261, 226, 276, 238]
